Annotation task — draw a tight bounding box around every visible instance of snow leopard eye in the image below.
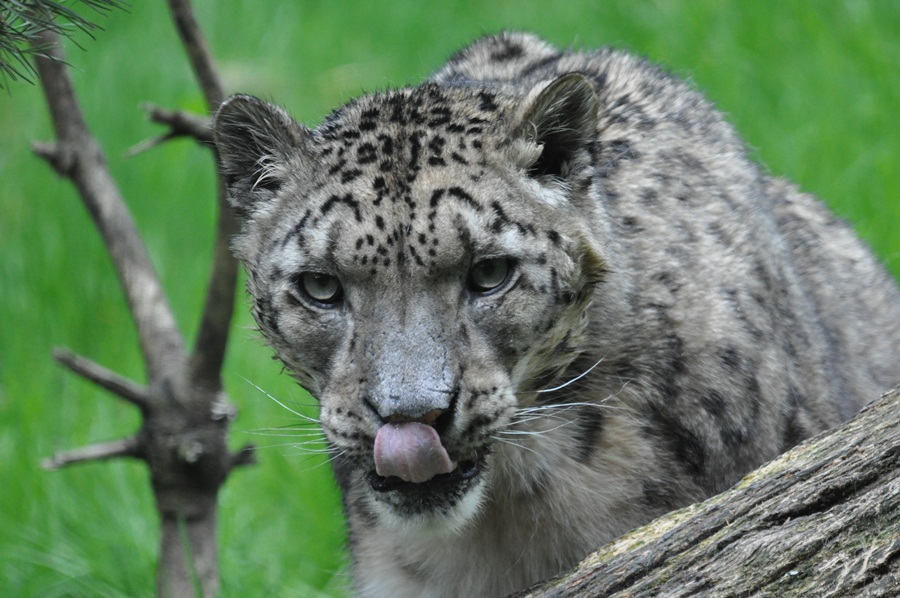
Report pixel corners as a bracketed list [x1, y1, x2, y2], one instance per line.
[468, 258, 512, 294]
[295, 272, 344, 307]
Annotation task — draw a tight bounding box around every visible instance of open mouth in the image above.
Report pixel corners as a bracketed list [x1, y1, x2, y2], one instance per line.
[368, 455, 483, 494]
[365, 420, 488, 515]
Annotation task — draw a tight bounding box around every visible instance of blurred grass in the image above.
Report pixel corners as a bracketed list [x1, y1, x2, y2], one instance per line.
[0, 1, 897, 595]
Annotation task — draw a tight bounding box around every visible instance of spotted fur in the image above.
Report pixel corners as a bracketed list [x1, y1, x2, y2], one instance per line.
[214, 32, 900, 597]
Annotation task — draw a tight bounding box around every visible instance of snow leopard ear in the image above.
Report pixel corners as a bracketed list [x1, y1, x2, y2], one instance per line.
[214, 94, 312, 217]
[513, 73, 599, 179]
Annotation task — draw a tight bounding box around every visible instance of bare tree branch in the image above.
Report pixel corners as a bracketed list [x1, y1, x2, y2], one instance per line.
[42, 435, 142, 470]
[189, 197, 239, 388]
[123, 131, 180, 158]
[228, 443, 257, 471]
[166, 0, 239, 389]
[53, 347, 151, 410]
[144, 105, 211, 141]
[125, 105, 212, 157]
[166, 0, 224, 110]
[33, 28, 186, 383]
[33, 5, 252, 596]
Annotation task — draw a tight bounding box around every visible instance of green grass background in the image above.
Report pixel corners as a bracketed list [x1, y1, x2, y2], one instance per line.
[1, 1, 898, 595]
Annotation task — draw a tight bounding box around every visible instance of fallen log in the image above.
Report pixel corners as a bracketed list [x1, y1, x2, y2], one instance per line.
[518, 386, 900, 597]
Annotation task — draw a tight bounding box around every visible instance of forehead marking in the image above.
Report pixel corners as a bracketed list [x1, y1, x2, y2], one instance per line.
[289, 85, 516, 276]
[321, 193, 362, 222]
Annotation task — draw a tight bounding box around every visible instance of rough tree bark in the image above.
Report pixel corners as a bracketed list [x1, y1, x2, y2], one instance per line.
[518, 386, 900, 597]
[32, 2, 250, 596]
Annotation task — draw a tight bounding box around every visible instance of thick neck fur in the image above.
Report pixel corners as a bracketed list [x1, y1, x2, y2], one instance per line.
[349, 398, 672, 598]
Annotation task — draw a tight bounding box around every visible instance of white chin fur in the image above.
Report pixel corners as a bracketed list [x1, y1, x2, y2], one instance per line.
[372, 479, 487, 537]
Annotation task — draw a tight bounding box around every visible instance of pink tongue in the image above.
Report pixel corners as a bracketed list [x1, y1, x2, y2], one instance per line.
[374, 422, 455, 484]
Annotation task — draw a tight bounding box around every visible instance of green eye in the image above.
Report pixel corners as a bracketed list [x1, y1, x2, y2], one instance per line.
[297, 272, 343, 306]
[468, 258, 511, 293]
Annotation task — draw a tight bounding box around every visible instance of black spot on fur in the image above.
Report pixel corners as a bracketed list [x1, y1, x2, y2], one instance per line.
[321, 193, 362, 222]
[647, 405, 707, 477]
[641, 477, 684, 511]
[490, 42, 524, 62]
[572, 407, 605, 463]
[429, 136, 445, 154]
[519, 51, 566, 78]
[327, 159, 347, 176]
[639, 188, 658, 205]
[341, 168, 362, 183]
[652, 271, 680, 295]
[782, 386, 809, 451]
[718, 347, 742, 371]
[377, 133, 394, 155]
[408, 132, 423, 169]
[478, 91, 499, 112]
[357, 143, 378, 164]
[408, 244, 425, 267]
[702, 389, 728, 420]
[598, 138, 638, 178]
[448, 187, 482, 211]
[489, 201, 509, 232]
[428, 107, 452, 127]
[620, 216, 644, 234]
[359, 107, 380, 132]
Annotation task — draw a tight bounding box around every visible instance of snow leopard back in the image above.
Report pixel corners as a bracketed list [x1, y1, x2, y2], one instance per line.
[435, 32, 900, 489]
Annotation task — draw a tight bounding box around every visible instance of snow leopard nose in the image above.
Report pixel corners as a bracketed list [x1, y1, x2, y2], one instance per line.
[363, 327, 459, 425]
[360, 303, 459, 423]
[363, 389, 454, 423]
[385, 408, 446, 425]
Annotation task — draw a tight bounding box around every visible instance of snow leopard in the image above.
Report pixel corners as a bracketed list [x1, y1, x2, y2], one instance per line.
[213, 32, 900, 597]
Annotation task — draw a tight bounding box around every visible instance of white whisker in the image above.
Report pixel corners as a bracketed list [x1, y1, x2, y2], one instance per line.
[246, 426, 325, 438]
[506, 382, 632, 439]
[535, 356, 604, 393]
[502, 417, 580, 436]
[280, 449, 348, 471]
[491, 435, 542, 457]
[240, 376, 321, 424]
[254, 441, 332, 454]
